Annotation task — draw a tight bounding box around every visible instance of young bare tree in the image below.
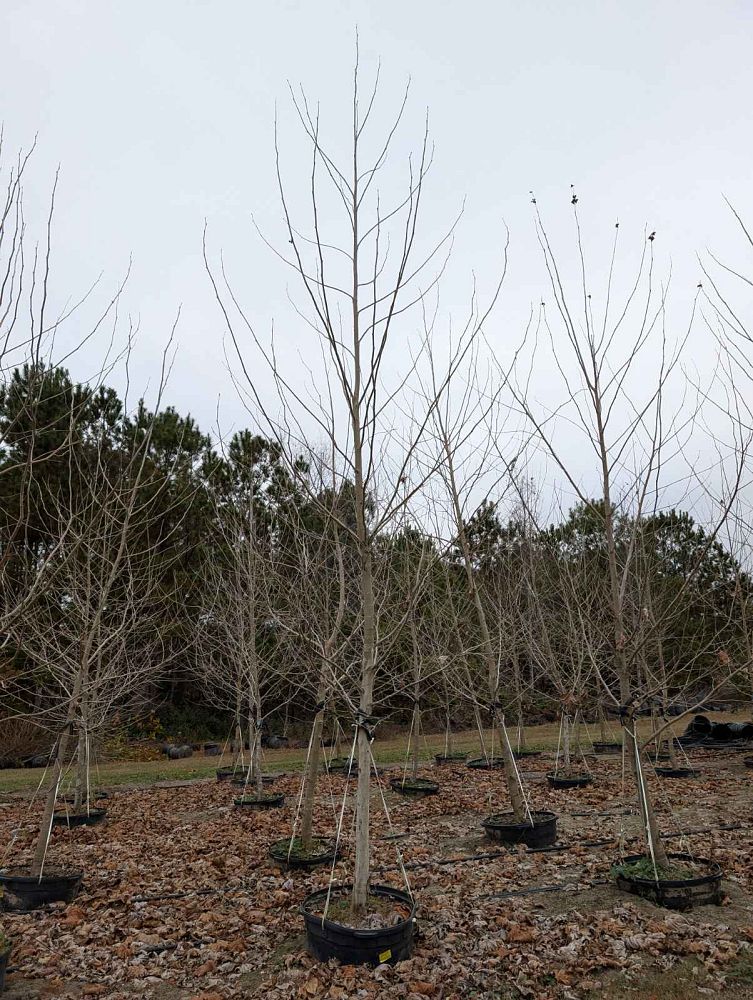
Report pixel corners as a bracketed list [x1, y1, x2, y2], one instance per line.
[509, 195, 749, 865]
[422, 339, 538, 822]
[206, 54, 504, 920]
[6, 347, 184, 878]
[267, 450, 354, 853]
[0, 137, 127, 644]
[198, 435, 295, 798]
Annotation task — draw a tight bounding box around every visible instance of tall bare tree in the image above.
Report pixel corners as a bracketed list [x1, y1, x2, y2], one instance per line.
[206, 53, 504, 915]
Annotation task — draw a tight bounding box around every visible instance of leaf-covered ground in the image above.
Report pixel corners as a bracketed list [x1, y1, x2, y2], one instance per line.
[1, 748, 752, 999]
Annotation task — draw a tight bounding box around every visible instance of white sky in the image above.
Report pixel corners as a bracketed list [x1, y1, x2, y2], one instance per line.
[3, 0, 753, 516]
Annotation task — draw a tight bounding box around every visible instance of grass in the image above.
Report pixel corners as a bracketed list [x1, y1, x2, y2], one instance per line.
[727, 953, 753, 985]
[1, 709, 747, 796]
[269, 835, 334, 860]
[611, 856, 702, 881]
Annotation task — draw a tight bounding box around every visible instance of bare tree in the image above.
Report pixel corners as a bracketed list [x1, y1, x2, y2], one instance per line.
[205, 52, 505, 917]
[8, 346, 181, 876]
[509, 195, 749, 865]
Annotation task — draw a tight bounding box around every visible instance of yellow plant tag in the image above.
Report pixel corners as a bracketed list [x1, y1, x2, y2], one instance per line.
[378, 949, 392, 963]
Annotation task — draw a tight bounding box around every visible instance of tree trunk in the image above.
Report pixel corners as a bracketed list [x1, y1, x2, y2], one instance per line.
[32, 725, 72, 876]
[353, 546, 376, 917]
[73, 723, 87, 812]
[562, 713, 571, 772]
[411, 618, 421, 780]
[254, 706, 263, 796]
[232, 686, 243, 767]
[625, 720, 668, 866]
[495, 710, 527, 821]
[300, 680, 326, 849]
[572, 713, 582, 761]
[512, 651, 526, 749]
[411, 700, 421, 779]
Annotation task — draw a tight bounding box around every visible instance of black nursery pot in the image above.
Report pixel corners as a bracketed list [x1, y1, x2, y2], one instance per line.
[654, 766, 698, 779]
[325, 757, 358, 775]
[743, 756, 753, 768]
[301, 883, 416, 966]
[60, 789, 109, 804]
[434, 752, 468, 765]
[546, 771, 592, 789]
[614, 853, 722, 910]
[231, 774, 275, 787]
[0, 867, 83, 912]
[269, 836, 338, 870]
[233, 793, 285, 809]
[512, 749, 541, 760]
[592, 741, 622, 755]
[51, 807, 107, 828]
[389, 777, 439, 798]
[216, 766, 235, 782]
[482, 810, 557, 848]
[467, 756, 505, 770]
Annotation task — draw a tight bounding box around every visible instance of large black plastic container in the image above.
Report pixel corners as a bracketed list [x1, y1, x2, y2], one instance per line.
[269, 836, 338, 870]
[301, 884, 416, 965]
[231, 774, 275, 787]
[262, 734, 290, 749]
[592, 741, 622, 755]
[233, 794, 284, 809]
[0, 868, 83, 912]
[51, 808, 107, 828]
[654, 766, 697, 779]
[512, 749, 541, 760]
[60, 790, 109, 804]
[389, 777, 439, 798]
[325, 757, 358, 775]
[0, 942, 9, 992]
[546, 771, 592, 789]
[434, 752, 468, 765]
[614, 853, 722, 910]
[482, 810, 557, 847]
[466, 756, 505, 770]
[216, 766, 236, 782]
[743, 756, 753, 768]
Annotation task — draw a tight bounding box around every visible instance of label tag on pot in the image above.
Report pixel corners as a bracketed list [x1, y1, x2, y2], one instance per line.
[379, 949, 392, 963]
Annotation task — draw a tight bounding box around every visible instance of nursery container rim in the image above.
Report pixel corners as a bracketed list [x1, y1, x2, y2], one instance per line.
[301, 882, 416, 937]
[615, 852, 722, 888]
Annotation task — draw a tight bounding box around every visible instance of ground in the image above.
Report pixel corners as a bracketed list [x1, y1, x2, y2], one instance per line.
[1, 723, 752, 999]
[1, 712, 743, 794]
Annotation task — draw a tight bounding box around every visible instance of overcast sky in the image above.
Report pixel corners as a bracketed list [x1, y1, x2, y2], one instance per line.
[3, 0, 753, 513]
